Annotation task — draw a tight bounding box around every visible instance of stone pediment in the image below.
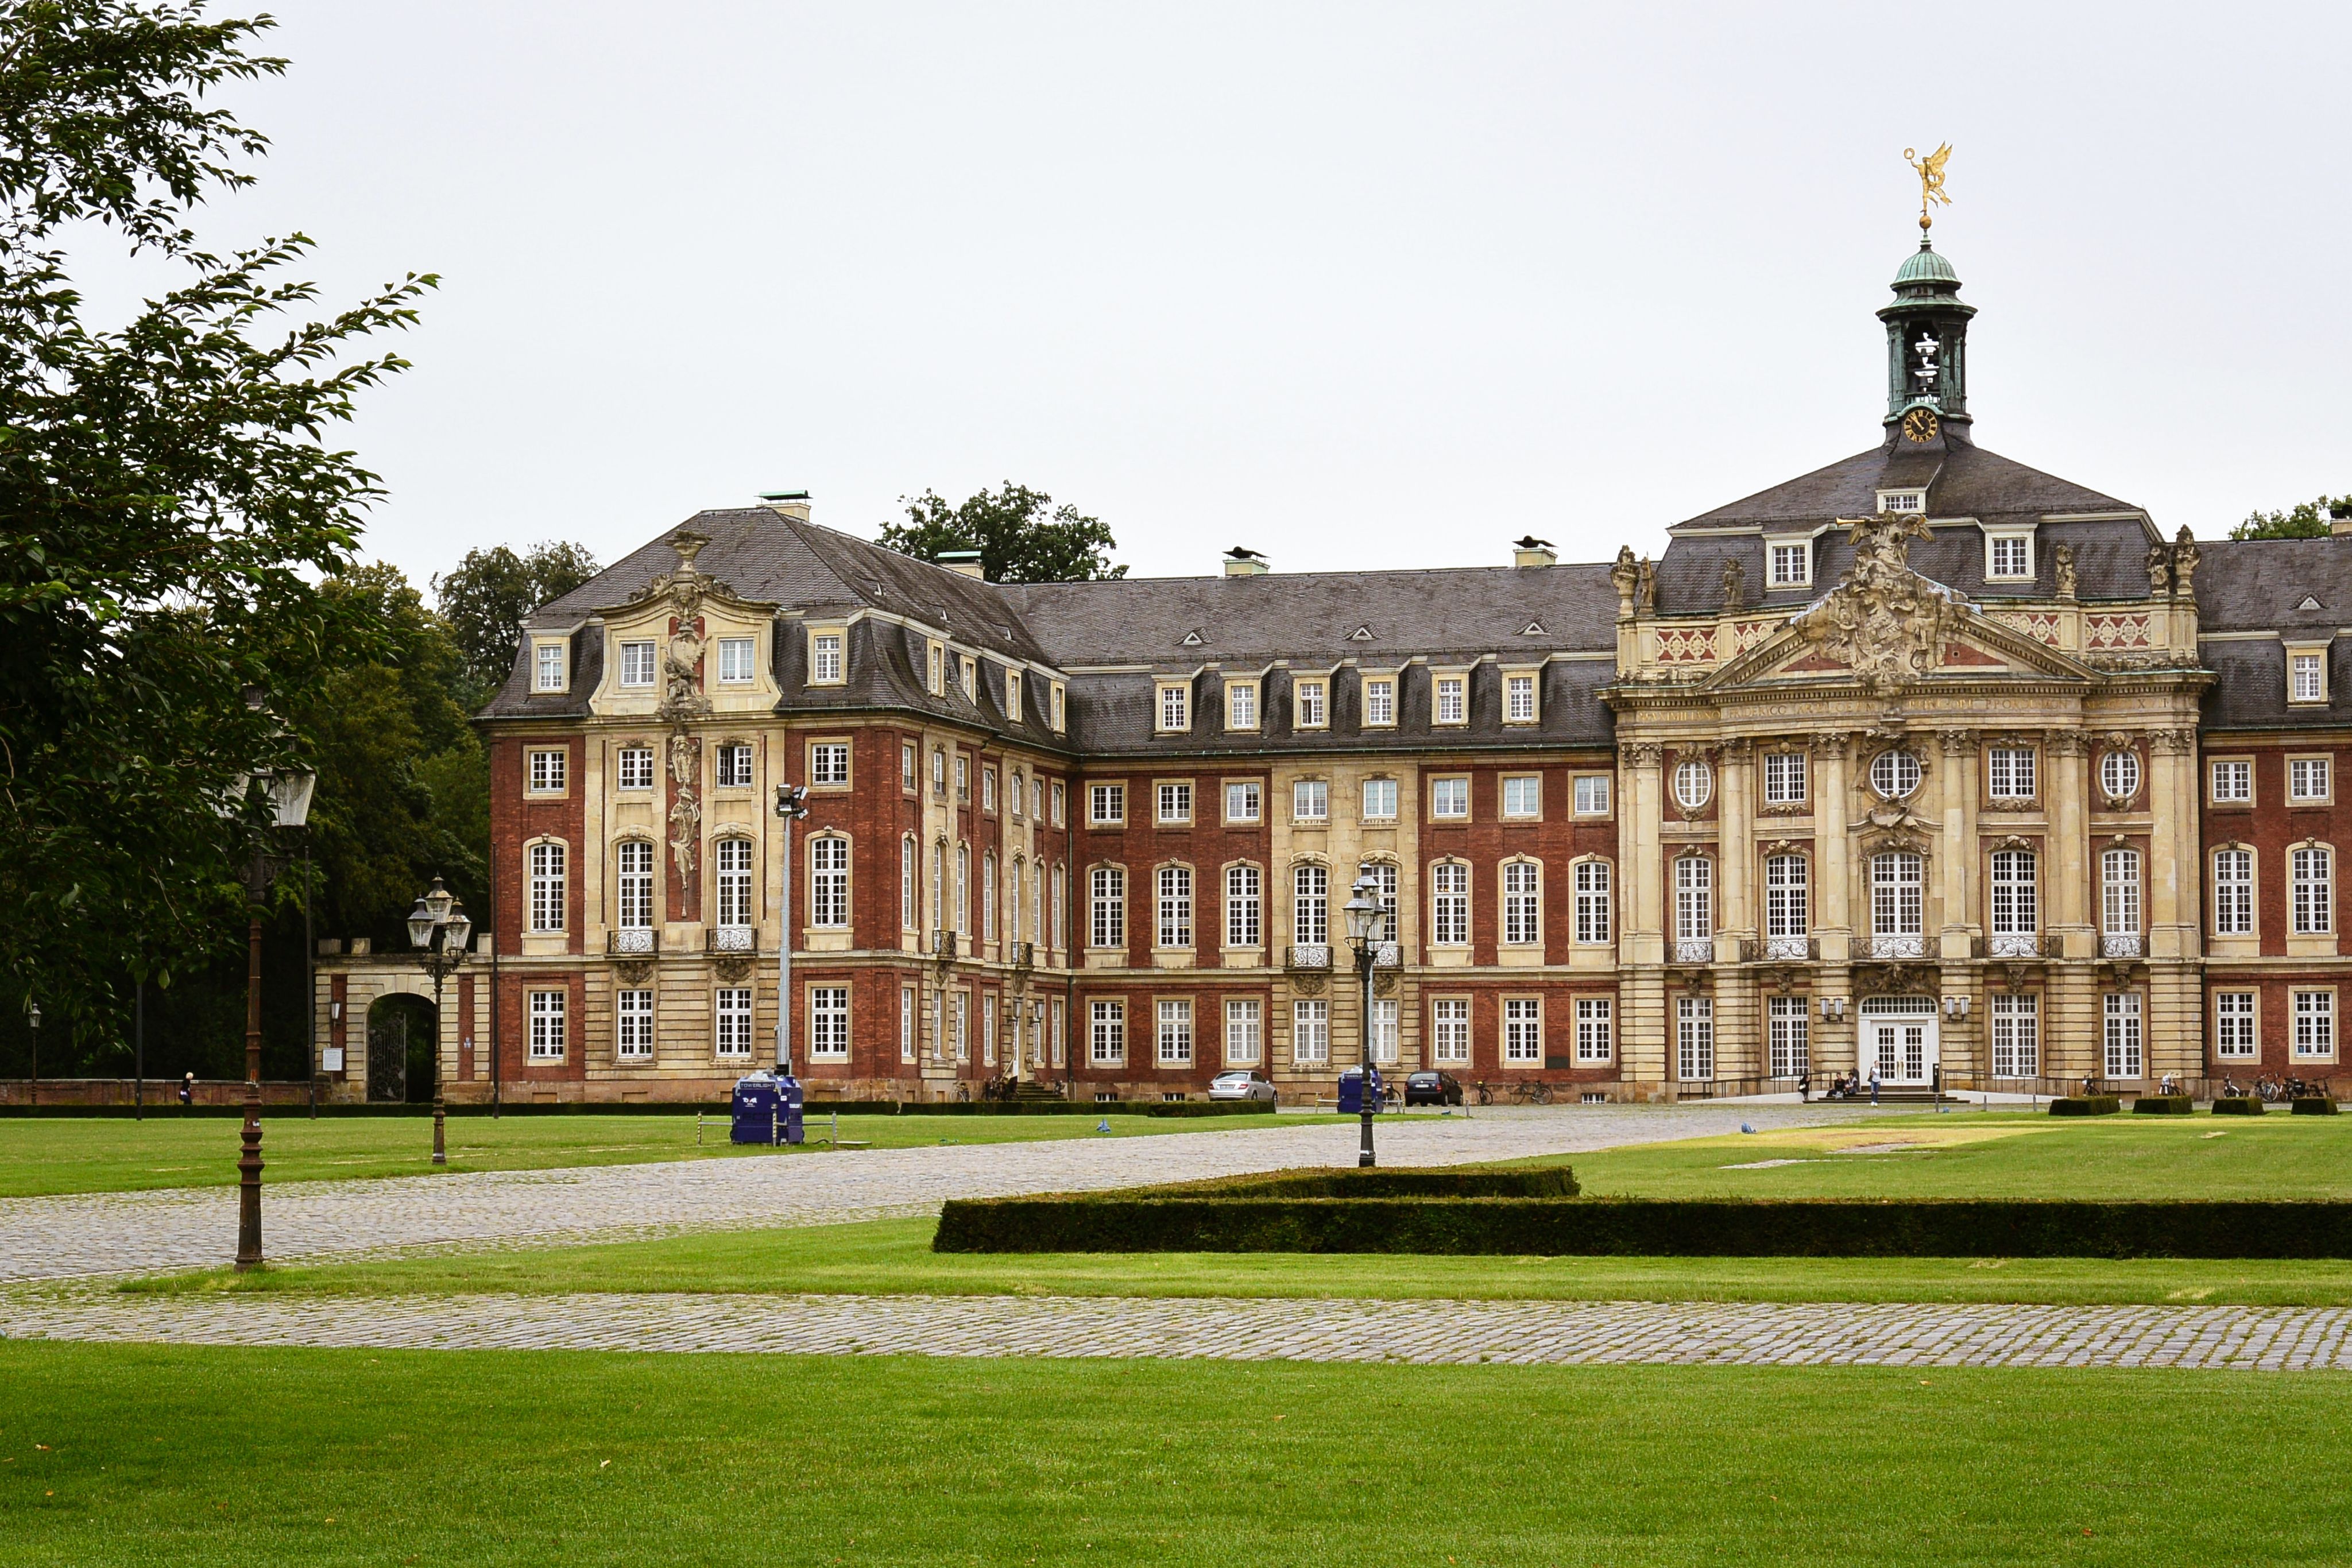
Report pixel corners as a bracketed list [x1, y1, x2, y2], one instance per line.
[595, 529, 780, 624]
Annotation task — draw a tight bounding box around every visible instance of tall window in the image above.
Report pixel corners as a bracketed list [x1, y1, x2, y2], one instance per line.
[900, 986, 916, 1063]
[714, 744, 753, 788]
[1008, 857, 1024, 944]
[1225, 865, 1261, 948]
[1293, 779, 1329, 822]
[2214, 992, 2257, 1059]
[1293, 1000, 1329, 1063]
[528, 989, 566, 1059]
[982, 995, 997, 1066]
[617, 746, 653, 791]
[535, 642, 565, 691]
[1009, 769, 1024, 818]
[616, 841, 653, 931]
[1434, 676, 1466, 725]
[1295, 679, 1326, 727]
[1159, 683, 1189, 731]
[1871, 852, 1924, 939]
[1574, 861, 1612, 944]
[901, 838, 916, 930]
[2295, 846, 2334, 935]
[1576, 998, 1612, 1063]
[1768, 996, 1808, 1078]
[1157, 999, 1194, 1066]
[1502, 775, 1541, 818]
[1090, 866, 1125, 948]
[715, 988, 754, 1058]
[616, 989, 654, 1060]
[1091, 1006, 1129, 1067]
[1227, 683, 1257, 730]
[529, 843, 566, 932]
[1988, 746, 2036, 800]
[811, 837, 849, 929]
[902, 741, 917, 793]
[1053, 865, 1066, 950]
[1005, 671, 1021, 720]
[1503, 998, 1542, 1064]
[715, 838, 754, 929]
[2212, 848, 2253, 936]
[2292, 651, 2327, 703]
[1429, 777, 1469, 819]
[1762, 752, 1806, 805]
[2103, 992, 2143, 1079]
[1990, 993, 2040, 1078]
[811, 743, 849, 787]
[1225, 781, 1262, 823]
[1503, 862, 1541, 946]
[1432, 862, 1469, 946]
[982, 851, 997, 940]
[1989, 850, 2037, 940]
[1506, 673, 1537, 722]
[2293, 757, 2331, 802]
[1294, 864, 1328, 945]
[1674, 857, 1712, 944]
[1370, 862, 1399, 942]
[2296, 990, 2336, 1059]
[1763, 854, 1807, 941]
[1676, 996, 1714, 1081]
[956, 843, 969, 933]
[809, 986, 849, 1059]
[931, 842, 945, 930]
[1363, 677, 1395, 726]
[1157, 781, 1192, 824]
[1432, 998, 1469, 1064]
[810, 633, 842, 683]
[1156, 865, 1193, 948]
[2101, 848, 2141, 938]
[953, 990, 969, 1060]
[2212, 759, 2252, 803]
[1370, 998, 1400, 1064]
[1224, 998, 1262, 1066]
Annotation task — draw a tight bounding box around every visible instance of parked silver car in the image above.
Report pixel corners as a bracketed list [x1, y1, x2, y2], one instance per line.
[1207, 1069, 1278, 1104]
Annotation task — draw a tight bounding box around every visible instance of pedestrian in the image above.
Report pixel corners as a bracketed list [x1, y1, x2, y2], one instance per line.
[1868, 1066, 1881, 1106]
[177, 1071, 195, 1109]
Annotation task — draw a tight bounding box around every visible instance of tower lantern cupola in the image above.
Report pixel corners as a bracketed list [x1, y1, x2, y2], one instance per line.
[1880, 236, 1975, 438]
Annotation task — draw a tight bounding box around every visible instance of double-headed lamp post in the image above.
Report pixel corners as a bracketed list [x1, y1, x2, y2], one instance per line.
[405, 877, 473, 1167]
[1343, 872, 1382, 1169]
[227, 760, 316, 1271]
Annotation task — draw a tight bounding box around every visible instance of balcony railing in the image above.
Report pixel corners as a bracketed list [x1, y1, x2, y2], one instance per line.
[2101, 932, 2144, 959]
[608, 928, 655, 955]
[1287, 943, 1332, 970]
[1869, 935, 1925, 960]
[1980, 931, 2053, 959]
[1741, 936, 1817, 963]
[1672, 938, 1712, 965]
[1372, 940, 1401, 968]
[707, 925, 755, 954]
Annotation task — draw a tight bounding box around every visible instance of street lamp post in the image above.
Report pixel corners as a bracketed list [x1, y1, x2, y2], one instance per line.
[22, 1000, 36, 1108]
[405, 877, 473, 1167]
[228, 762, 315, 1272]
[1343, 872, 1382, 1169]
[773, 784, 810, 1075]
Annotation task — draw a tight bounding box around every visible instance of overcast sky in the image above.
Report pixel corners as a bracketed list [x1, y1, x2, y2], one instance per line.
[172, 1, 2352, 589]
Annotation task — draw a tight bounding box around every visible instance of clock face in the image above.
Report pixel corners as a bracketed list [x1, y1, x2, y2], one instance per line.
[1902, 407, 1939, 443]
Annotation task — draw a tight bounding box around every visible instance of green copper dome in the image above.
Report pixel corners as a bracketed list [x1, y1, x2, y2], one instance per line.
[1893, 239, 1959, 287]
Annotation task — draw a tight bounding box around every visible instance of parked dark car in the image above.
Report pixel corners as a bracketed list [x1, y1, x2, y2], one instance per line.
[1403, 1070, 1464, 1106]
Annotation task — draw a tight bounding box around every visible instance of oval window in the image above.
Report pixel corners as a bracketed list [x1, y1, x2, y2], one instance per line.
[1672, 759, 1713, 811]
[1869, 750, 1922, 799]
[2100, 749, 2141, 801]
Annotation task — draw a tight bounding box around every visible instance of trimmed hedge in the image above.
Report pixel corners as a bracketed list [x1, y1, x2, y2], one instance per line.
[2131, 1095, 2194, 1115]
[933, 1195, 2352, 1259]
[801, 1100, 1270, 1118]
[2292, 1097, 2342, 1116]
[2212, 1097, 2265, 1116]
[2049, 1096, 2122, 1116]
[1128, 1166, 1578, 1200]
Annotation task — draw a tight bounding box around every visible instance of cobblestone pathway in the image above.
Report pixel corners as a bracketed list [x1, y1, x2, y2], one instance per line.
[1, 1104, 1854, 1283]
[7, 1290, 2350, 1371]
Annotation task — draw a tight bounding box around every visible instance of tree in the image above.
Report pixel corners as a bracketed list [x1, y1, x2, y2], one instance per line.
[2230, 495, 2352, 540]
[877, 482, 1125, 583]
[0, 0, 433, 1045]
[434, 540, 600, 710]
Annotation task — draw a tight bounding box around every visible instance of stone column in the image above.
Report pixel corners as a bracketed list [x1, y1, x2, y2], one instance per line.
[2049, 730, 2090, 952]
[1720, 739, 1754, 943]
[1623, 743, 1665, 966]
[1816, 733, 1852, 956]
[1938, 730, 1977, 955]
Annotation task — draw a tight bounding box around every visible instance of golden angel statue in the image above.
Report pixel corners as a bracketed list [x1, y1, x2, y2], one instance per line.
[1904, 144, 1953, 229]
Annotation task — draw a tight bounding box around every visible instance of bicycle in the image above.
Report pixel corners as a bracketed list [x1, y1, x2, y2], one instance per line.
[1510, 1079, 1554, 1106]
[1472, 1080, 1495, 1106]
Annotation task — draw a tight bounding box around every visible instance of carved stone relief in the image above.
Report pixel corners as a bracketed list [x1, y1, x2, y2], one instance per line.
[1794, 512, 1955, 697]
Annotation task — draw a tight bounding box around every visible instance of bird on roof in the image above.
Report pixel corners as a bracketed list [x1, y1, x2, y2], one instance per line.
[1514, 535, 1554, 551]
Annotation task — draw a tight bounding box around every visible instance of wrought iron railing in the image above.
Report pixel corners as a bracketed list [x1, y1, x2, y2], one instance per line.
[2101, 932, 2144, 959]
[1672, 938, 1712, 965]
[1869, 935, 1925, 959]
[707, 926, 754, 953]
[1979, 931, 2053, 959]
[1740, 936, 1816, 962]
[607, 928, 655, 955]
[1287, 943, 1332, 970]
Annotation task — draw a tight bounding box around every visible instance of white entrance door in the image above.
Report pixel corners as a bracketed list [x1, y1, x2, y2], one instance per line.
[1860, 997, 1939, 1086]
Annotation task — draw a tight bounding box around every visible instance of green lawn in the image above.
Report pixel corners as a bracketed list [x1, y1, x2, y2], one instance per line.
[1549, 1111, 2352, 1200]
[0, 1110, 1324, 1198]
[3, 1341, 2343, 1566]
[126, 1213, 2352, 1307]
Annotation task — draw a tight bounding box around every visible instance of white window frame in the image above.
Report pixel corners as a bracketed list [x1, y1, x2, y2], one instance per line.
[1503, 997, 1543, 1066]
[1984, 531, 2034, 581]
[810, 741, 849, 788]
[1989, 849, 2037, 940]
[2102, 847, 2142, 938]
[2214, 991, 2257, 1060]
[616, 745, 653, 792]
[527, 748, 567, 794]
[1575, 997, 1613, 1063]
[1089, 998, 1124, 1066]
[1676, 996, 1714, 1081]
[528, 989, 567, 1060]
[1762, 752, 1807, 806]
[808, 985, 850, 1060]
[1429, 776, 1469, 820]
[616, 988, 655, 1060]
[1370, 997, 1400, 1065]
[1573, 859, 1611, 945]
[1433, 674, 1468, 726]
[1876, 488, 1925, 513]
[2103, 992, 2144, 1079]
[1089, 865, 1125, 949]
[1156, 780, 1193, 826]
[1293, 862, 1329, 946]
[1361, 777, 1399, 822]
[1871, 851, 1924, 939]
[533, 639, 567, 692]
[1432, 997, 1471, 1064]
[1362, 675, 1396, 728]
[1504, 672, 1538, 724]
[1226, 680, 1258, 731]
[1573, 775, 1611, 816]
[1987, 746, 2036, 802]
[808, 630, 844, 686]
[2099, 749, 2142, 802]
[1156, 864, 1193, 949]
[1293, 778, 1330, 823]
[1869, 750, 1921, 800]
[715, 837, 756, 930]
[529, 842, 566, 933]
[2291, 756, 2332, 804]
[1224, 780, 1262, 824]
[1156, 682, 1190, 733]
[1767, 540, 1811, 589]
[1431, 861, 1469, 947]
[2210, 758, 2253, 806]
[1767, 995, 1808, 1078]
[1990, 993, 2040, 1078]
[1672, 759, 1712, 811]
[1292, 998, 1329, 1064]
[1674, 856, 1712, 944]
[616, 839, 654, 932]
[618, 640, 656, 688]
[1502, 775, 1541, 819]
[2288, 645, 2330, 705]
[1089, 783, 1125, 826]
[1156, 998, 1194, 1066]
[715, 986, 755, 1058]
[717, 636, 756, 685]
[810, 835, 849, 930]
[1225, 864, 1262, 949]
[1502, 860, 1541, 947]
[1294, 677, 1328, 729]
[2212, 847, 2254, 937]
[2292, 844, 2333, 936]
[714, 742, 753, 789]
[1224, 998, 1263, 1066]
[1763, 853, 1807, 942]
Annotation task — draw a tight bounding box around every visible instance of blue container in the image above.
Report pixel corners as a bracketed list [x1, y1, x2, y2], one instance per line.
[730, 1072, 806, 1145]
[1337, 1066, 1384, 1115]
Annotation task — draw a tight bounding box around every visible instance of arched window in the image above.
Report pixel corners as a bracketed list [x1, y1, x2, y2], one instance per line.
[1157, 864, 1193, 948]
[2101, 847, 2142, 955]
[901, 835, 916, 931]
[615, 841, 653, 942]
[1033, 861, 1046, 950]
[1051, 863, 1065, 950]
[715, 837, 755, 930]
[1573, 860, 1612, 945]
[1009, 856, 1026, 943]
[1293, 863, 1329, 946]
[1225, 864, 1262, 948]
[2212, 847, 2253, 936]
[1989, 849, 2037, 954]
[1502, 860, 1541, 946]
[956, 842, 970, 934]
[982, 851, 997, 941]
[1673, 856, 1711, 959]
[810, 835, 849, 929]
[2292, 844, 2333, 935]
[931, 841, 946, 932]
[1430, 862, 1468, 946]
[1762, 853, 1805, 955]
[528, 841, 567, 933]
[1090, 865, 1125, 948]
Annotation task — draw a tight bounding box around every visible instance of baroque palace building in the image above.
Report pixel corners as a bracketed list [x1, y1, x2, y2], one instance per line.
[317, 229, 2352, 1103]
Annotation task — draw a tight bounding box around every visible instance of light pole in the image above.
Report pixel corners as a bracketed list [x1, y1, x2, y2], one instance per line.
[405, 877, 473, 1167]
[1343, 872, 1381, 1169]
[227, 760, 316, 1271]
[23, 999, 37, 1108]
[773, 783, 809, 1075]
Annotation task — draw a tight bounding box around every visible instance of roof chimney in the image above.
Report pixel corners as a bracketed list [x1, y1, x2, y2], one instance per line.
[1512, 535, 1557, 568]
[1223, 545, 1269, 578]
[937, 549, 987, 580]
[2332, 505, 2352, 539]
[759, 490, 812, 521]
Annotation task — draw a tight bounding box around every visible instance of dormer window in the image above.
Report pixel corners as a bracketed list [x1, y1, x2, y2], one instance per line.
[1433, 675, 1467, 726]
[618, 641, 656, 688]
[1985, 531, 2034, 582]
[1768, 541, 1811, 589]
[1294, 678, 1328, 729]
[533, 639, 567, 692]
[960, 656, 977, 703]
[1004, 669, 1022, 721]
[1049, 682, 1066, 731]
[1156, 682, 1190, 733]
[1878, 489, 1926, 514]
[2288, 644, 2331, 705]
[808, 630, 843, 685]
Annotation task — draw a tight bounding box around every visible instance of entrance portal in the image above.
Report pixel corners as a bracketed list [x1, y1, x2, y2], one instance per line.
[366, 993, 439, 1104]
[1859, 995, 1939, 1086]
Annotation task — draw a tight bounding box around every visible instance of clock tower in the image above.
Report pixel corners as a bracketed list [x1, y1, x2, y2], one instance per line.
[1879, 233, 1976, 443]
